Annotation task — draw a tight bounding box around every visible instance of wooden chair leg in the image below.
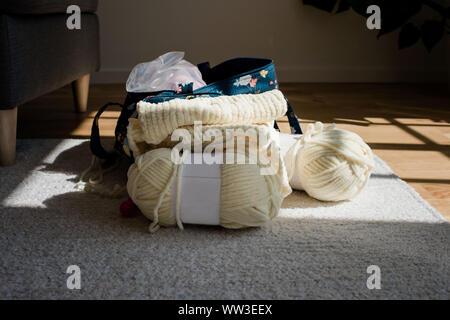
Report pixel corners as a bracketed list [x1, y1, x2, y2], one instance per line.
[0, 107, 18, 166]
[72, 74, 90, 113]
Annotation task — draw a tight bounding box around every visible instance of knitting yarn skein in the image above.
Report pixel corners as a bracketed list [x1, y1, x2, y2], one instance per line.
[127, 148, 287, 232]
[284, 122, 374, 202]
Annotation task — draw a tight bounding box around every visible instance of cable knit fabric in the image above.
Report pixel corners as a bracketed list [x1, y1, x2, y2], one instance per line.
[127, 122, 292, 199]
[134, 89, 287, 145]
[128, 122, 272, 157]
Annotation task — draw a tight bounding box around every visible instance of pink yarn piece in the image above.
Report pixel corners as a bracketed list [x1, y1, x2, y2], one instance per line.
[120, 197, 139, 217]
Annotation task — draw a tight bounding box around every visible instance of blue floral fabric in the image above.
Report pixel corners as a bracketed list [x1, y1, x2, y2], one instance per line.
[142, 58, 302, 135]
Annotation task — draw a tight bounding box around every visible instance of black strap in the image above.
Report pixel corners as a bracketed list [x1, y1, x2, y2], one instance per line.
[197, 62, 211, 82]
[90, 102, 124, 160]
[285, 98, 303, 134]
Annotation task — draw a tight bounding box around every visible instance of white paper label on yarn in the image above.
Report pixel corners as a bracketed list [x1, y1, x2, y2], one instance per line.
[171, 153, 221, 225]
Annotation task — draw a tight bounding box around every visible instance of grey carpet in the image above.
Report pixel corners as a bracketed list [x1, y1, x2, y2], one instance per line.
[0, 139, 448, 299]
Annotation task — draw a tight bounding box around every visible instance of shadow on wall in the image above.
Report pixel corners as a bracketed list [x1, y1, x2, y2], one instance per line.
[94, 0, 447, 83]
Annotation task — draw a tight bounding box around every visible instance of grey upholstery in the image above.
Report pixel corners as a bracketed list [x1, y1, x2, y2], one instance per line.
[0, 1, 100, 109]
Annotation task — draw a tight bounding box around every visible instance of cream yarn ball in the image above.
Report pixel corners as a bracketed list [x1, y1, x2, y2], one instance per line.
[127, 148, 288, 232]
[284, 122, 374, 201]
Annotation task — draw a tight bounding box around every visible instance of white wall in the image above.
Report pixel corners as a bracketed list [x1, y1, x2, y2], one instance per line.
[92, 0, 447, 83]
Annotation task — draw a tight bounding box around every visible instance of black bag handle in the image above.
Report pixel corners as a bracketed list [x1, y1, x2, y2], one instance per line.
[90, 102, 124, 160]
[285, 98, 302, 134]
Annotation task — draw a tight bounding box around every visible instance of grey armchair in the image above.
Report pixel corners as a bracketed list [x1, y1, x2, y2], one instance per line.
[0, 0, 100, 166]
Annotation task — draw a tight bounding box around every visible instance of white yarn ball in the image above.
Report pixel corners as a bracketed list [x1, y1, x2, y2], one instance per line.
[284, 122, 374, 201]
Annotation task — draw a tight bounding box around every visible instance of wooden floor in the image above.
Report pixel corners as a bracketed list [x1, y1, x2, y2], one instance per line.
[17, 83, 450, 220]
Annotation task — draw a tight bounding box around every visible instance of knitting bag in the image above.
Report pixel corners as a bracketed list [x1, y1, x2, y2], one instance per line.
[90, 57, 302, 162]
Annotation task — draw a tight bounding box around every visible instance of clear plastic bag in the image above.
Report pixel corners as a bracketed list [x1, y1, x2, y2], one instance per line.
[126, 51, 206, 93]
